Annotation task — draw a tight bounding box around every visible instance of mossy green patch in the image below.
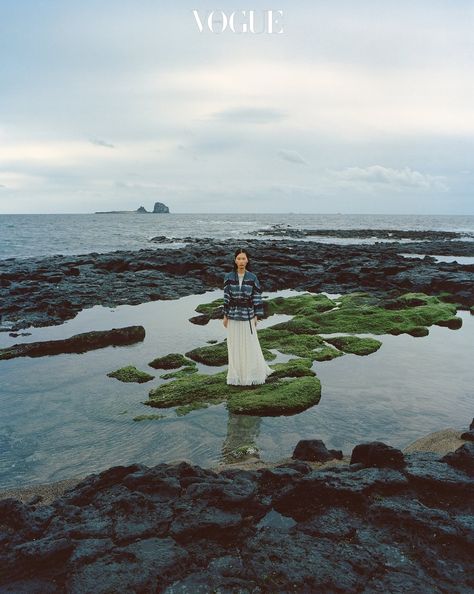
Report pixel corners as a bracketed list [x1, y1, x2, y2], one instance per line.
[145, 369, 321, 416]
[312, 345, 345, 361]
[133, 413, 166, 421]
[227, 376, 321, 416]
[195, 298, 224, 315]
[264, 293, 336, 316]
[107, 365, 154, 383]
[148, 353, 193, 370]
[258, 328, 326, 359]
[268, 358, 315, 378]
[307, 293, 458, 336]
[270, 316, 321, 334]
[324, 335, 382, 355]
[185, 341, 276, 366]
[147, 371, 228, 409]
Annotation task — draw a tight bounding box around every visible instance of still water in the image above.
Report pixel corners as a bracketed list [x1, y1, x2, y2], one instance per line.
[0, 289, 472, 490]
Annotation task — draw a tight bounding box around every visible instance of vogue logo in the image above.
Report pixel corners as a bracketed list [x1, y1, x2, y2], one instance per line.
[192, 9, 284, 34]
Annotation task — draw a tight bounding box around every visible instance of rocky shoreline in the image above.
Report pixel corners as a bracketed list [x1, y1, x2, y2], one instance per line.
[0, 426, 472, 593]
[1, 234, 473, 332]
[1, 230, 473, 592]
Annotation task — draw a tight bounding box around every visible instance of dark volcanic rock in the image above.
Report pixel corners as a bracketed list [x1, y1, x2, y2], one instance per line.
[0, 441, 473, 593]
[292, 439, 343, 462]
[1, 237, 473, 331]
[253, 225, 474, 242]
[350, 441, 406, 469]
[442, 443, 474, 477]
[0, 326, 145, 360]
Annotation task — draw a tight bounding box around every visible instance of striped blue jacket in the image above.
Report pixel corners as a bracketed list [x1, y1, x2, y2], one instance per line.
[223, 270, 265, 321]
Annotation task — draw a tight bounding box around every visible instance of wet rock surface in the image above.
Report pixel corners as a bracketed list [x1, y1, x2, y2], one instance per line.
[1, 237, 473, 331]
[0, 440, 472, 593]
[0, 326, 145, 360]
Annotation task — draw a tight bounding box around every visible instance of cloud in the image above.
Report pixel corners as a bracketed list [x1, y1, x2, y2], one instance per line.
[277, 149, 308, 165]
[90, 138, 115, 149]
[330, 165, 449, 192]
[209, 107, 286, 124]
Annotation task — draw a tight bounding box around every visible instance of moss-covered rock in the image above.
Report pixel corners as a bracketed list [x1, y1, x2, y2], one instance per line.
[107, 365, 154, 383]
[258, 328, 326, 359]
[264, 293, 336, 316]
[307, 292, 458, 336]
[148, 353, 193, 370]
[147, 371, 228, 409]
[227, 376, 321, 416]
[435, 317, 463, 330]
[268, 358, 315, 379]
[324, 336, 382, 355]
[195, 298, 224, 315]
[312, 346, 345, 361]
[185, 341, 276, 366]
[185, 342, 228, 366]
[133, 413, 166, 421]
[145, 370, 321, 416]
[270, 316, 321, 335]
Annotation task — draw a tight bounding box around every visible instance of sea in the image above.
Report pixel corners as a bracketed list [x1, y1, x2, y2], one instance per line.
[0, 213, 473, 490]
[1, 212, 474, 260]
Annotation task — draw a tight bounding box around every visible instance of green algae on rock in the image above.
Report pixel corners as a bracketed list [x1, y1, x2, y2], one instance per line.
[308, 292, 459, 337]
[268, 358, 316, 379]
[311, 345, 345, 361]
[324, 336, 382, 356]
[148, 353, 194, 369]
[227, 376, 321, 416]
[185, 341, 276, 366]
[195, 298, 224, 315]
[133, 413, 166, 421]
[107, 365, 154, 383]
[264, 293, 337, 316]
[145, 369, 321, 416]
[258, 328, 327, 359]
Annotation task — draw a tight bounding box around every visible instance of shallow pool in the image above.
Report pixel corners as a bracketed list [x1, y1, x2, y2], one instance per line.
[0, 290, 472, 489]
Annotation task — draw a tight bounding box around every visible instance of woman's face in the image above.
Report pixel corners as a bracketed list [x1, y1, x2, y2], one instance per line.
[235, 252, 248, 269]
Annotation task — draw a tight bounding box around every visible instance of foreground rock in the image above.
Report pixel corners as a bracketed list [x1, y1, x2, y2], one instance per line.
[0, 326, 145, 360]
[1, 237, 473, 331]
[0, 439, 472, 593]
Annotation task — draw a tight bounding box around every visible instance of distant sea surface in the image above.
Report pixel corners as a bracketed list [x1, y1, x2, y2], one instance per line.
[1, 213, 474, 261]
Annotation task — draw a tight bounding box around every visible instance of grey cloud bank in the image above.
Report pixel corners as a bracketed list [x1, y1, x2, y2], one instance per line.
[0, 0, 472, 214]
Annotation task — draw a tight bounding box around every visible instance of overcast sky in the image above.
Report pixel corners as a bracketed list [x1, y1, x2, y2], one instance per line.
[0, 0, 473, 214]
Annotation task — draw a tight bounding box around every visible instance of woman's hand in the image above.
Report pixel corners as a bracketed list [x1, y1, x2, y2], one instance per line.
[254, 316, 258, 327]
[223, 316, 228, 328]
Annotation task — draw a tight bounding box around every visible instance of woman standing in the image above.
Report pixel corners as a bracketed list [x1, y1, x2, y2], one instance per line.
[223, 248, 273, 385]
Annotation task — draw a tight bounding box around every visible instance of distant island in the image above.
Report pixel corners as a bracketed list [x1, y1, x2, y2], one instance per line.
[95, 202, 170, 214]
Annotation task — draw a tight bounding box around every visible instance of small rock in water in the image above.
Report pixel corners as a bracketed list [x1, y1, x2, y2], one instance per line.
[350, 441, 406, 469]
[292, 439, 343, 462]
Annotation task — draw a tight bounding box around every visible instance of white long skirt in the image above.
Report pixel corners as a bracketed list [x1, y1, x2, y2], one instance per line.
[226, 318, 274, 385]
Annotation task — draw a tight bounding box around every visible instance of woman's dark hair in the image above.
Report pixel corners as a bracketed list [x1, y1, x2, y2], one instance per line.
[232, 248, 251, 272]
